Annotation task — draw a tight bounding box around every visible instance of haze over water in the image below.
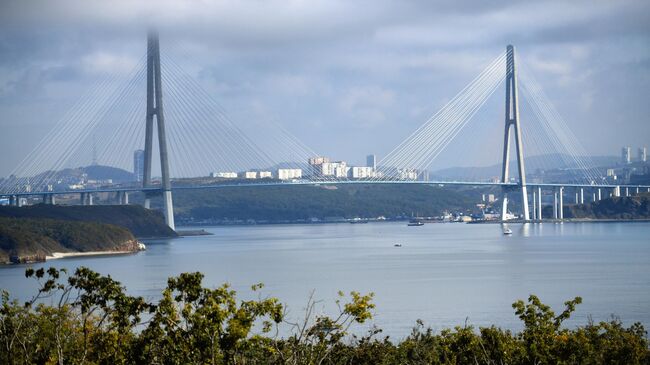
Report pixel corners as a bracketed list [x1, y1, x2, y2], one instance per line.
[1, 221, 649, 338]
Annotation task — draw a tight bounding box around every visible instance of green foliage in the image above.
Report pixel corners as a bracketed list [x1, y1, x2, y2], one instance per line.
[1, 267, 648, 364]
[0, 217, 137, 264]
[0, 204, 177, 238]
[549, 194, 650, 219]
[171, 185, 477, 222]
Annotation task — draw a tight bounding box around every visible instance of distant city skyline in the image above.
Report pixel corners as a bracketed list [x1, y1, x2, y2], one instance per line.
[1, 0, 649, 177]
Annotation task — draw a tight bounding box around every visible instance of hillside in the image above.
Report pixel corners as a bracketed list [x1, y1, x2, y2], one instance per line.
[0, 217, 140, 264]
[170, 184, 477, 222]
[564, 193, 650, 219]
[0, 205, 177, 238]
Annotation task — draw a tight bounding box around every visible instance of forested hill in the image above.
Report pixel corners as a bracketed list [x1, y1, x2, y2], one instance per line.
[564, 193, 650, 219]
[0, 204, 177, 238]
[0, 217, 140, 264]
[171, 184, 477, 222]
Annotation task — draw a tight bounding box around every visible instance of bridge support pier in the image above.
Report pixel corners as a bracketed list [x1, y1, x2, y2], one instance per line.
[42, 194, 55, 205]
[532, 190, 537, 220]
[613, 186, 620, 197]
[142, 32, 175, 230]
[81, 193, 87, 206]
[579, 188, 584, 204]
[499, 45, 529, 222]
[9, 196, 15, 206]
[558, 187, 564, 220]
[598, 188, 601, 201]
[625, 187, 629, 197]
[537, 187, 542, 220]
[553, 191, 558, 219]
[636, 187, 640, 194]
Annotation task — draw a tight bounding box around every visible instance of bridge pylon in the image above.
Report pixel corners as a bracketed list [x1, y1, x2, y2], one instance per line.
[500, 45, 530, 221]
[142, 31, 175, 230]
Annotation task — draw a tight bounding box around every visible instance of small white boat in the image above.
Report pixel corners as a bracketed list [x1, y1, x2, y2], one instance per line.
[394, 243, 402, 247]
[503, 227, 513, 235]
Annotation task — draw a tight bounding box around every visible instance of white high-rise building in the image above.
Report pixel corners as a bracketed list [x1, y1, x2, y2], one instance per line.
[278, 168, 302, 180]
[351, 166, 374, 179]
[638, 147, 647, 162]
[366, 154, 376, 169]
[211, 172, 237, 178]
[133, 150, 145, 182]
[622, 146, 631, 164]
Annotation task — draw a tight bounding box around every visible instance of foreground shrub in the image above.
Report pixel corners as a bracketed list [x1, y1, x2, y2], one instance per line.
[0, 267, 648, 364]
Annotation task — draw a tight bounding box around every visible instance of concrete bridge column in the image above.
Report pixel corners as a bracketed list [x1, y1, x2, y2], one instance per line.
[50, 195, 55, 205]
[80, 192, 87, 206]
[592, 191, 596, 202]
[636, 187, 640, 194]
[88, 194, 93, 206]
[613, 186, 620, 197]
[537, 187, 542, 220]
[123, 192, 129, 205]
[598, 188, 601, 201]
[553, 191, 558, 219]
[532, 190, 537, 220]
[579, 188, 584, 204]
[9, 196, 15, 206]
[42, 194, 47, 204]
[559, 187, 564, 220]
[17, 197, 23, 207]
[625, 187, 629, 197]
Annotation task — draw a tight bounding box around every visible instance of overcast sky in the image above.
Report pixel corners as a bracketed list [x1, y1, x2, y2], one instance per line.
[1, 0, 649, 176]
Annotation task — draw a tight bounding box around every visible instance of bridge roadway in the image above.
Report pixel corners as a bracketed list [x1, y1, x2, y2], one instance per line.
[2, 179, 650, 199]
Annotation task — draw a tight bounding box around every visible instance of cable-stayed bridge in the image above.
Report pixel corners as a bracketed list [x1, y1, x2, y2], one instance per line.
[1, 33, 648, 230]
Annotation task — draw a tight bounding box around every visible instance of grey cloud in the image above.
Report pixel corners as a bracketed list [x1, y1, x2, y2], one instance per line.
[0, 0, 649, 175]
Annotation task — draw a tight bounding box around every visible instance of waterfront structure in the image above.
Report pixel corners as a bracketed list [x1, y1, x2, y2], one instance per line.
[277, 168, 302, 180]
[639, 147, 647, 162]
[500, 45, 529, 221]
[4, 38, 650, 226]
[244, 171, 257, 179]
[259, 171, 272, 178]
[622, 146, 631, 164]
[211, 172, 237, 178]
[398, 168, 418, 180]
[366, 154, 376, 170]
[351, 166, 374, 179]
[133, 149, 144, 182]
[142, 32, 174, 230]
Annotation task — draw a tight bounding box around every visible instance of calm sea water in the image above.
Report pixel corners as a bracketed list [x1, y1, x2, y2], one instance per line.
[1, 222, 649, 338]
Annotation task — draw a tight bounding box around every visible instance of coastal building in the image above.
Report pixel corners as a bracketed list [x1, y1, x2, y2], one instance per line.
[259, 171, 272, 178]
[366, 154, 376, 169]
[277, 168, 302, 180]
[639, 147, 647, 162]
[243, 171, 257, 179]
[133, 149, 145, 182]
[210, 172, 238, 178]
[398, 168, 418, 180]
[321, 161, 349, 177]
[351, 166, 374, 179]
[622, 146, 631, 164]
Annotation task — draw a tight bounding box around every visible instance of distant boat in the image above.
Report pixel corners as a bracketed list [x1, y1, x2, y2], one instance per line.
[394, 243, 402, 247]
[502, 226, 513, 235]
[349, 217, 368, 224]
[408, 219, 424, 227]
